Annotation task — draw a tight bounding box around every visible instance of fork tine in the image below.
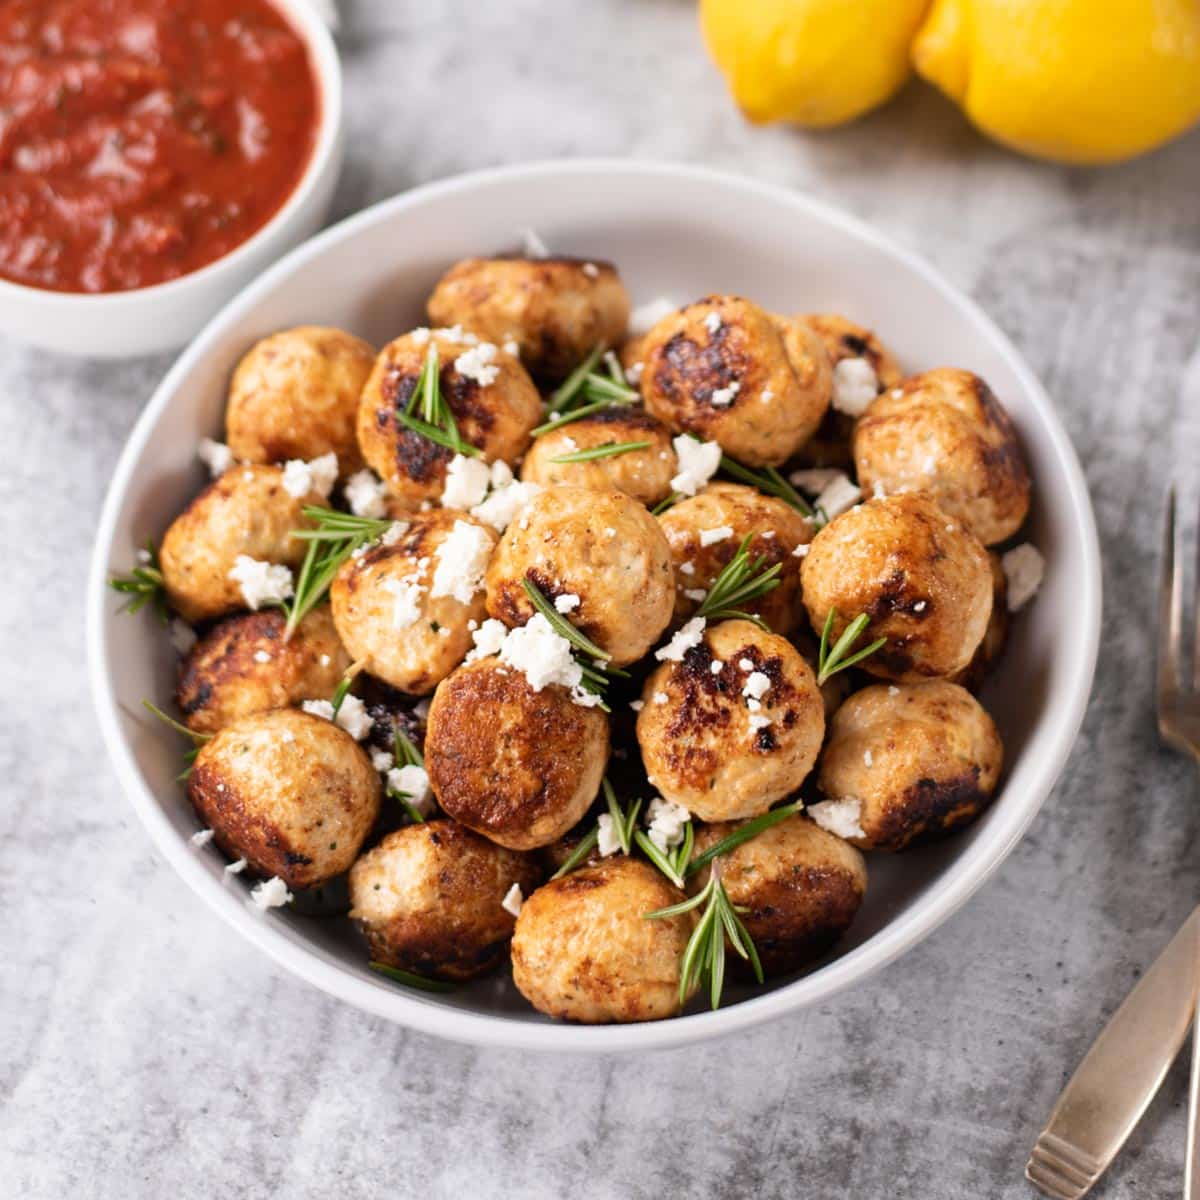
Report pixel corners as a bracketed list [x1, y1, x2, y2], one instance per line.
[1158, 487, 1182, 710]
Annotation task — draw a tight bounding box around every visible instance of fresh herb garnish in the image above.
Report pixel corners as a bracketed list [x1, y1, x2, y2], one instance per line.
[692, 534, 783, 628]
[395, 342, 479, 457]
[685, 801, 802, 876]
[633, 820, 694, 891]
[548, 440, 651, 464]
[369, 961, 455, 992]
[330, 674, 353, 716]
[719, 455, 814, 517]
[651, 492, 683, 516]
[388, 725, 428, 824]
[816, 609, 886, 685]
[550, 827, 600, 880]
[141, 699, 210, 781]
[544, 344, 605, 416]
[533, 343, 639, 436]
[603, 778, 642, 856]
[109, 541, 168, 622]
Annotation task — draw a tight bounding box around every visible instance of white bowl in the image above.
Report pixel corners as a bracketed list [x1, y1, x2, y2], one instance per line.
[87, 160, 1102, 1052]
[0, 0, 343, 359]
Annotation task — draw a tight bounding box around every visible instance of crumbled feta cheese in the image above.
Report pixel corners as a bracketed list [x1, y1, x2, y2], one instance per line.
[554, 593, 581, 614]
[923, 455, 938, 475]
[371, 749, 395, 773]
[413, 698, 431, 719]
[378, 521, 407, 548]
[388, 764, 432, 813]
[646, 797, 690, 854]
[442, 454, 492, 510]
[471, 478, 542, 532]
[746, 697, 762, 712]
[197, 437, 234, 478]
[225, 858, 248, 875]
[792, 542, 811, 559]
[582, 261, 599, 278]
[501, 882, 524, 917]
[760, 389, 774, 404]
[335, 694, 373, 741]
[466, 617, 509, 661]
[670, 436, 721, 497]
[913, 600, 927, 613]
[653, 691, 669, 705]
[253, 650, 272, 664]
[808, 797, 866, 840]
[743, 671, 771, 701]
[281, 730, 295, 744]
[604, 526, 616, 538]
[748, 714, 772, 734]
[431, 519, 493, 604]
[888, 685, 900, 696]
[710, 659, 724, 674]
[228, 556, 294, 610]
[596, 813, 621, 857]
[454, 342, 501, 387]
[625, 361, 645, 386]
[679, 561, 695, 576]
[814, 474, 863, 521]
[281, 452, 338, 499]
[502, 338, 520, 357]
[302, 699, 335, 721]
[738, 658, 754, 671]
[655, 616, 706, 662]
[561, 435, 579, 452]
[630, 699, 645, 713]
[137, 547, 152, 564]
[319, 654, 331, 667]
[699, 525, 733, 546]
[863, 749, 874, 767]
[629, 296, 679, 335]
[383, 574, 425, 629]
[344, 469, 388, 519]
[789, 468, 842, 494]
[704, 311, 722, 335]
[169, 619, 198, 655]
[873, 481, 888, 500]
[1002, 543, 1045, 612]
[683, 588, 707, 602]
[250, 876, 293, 911]
[831, 357, 879, 417]
[709, 381, 740, 408]
[521, 228, 549, 258]
[190, 828, 215, 847]
[499, 613, 600, 706]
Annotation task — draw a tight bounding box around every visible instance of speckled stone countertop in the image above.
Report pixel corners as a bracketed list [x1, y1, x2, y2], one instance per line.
[3, 2, 1200, 1196]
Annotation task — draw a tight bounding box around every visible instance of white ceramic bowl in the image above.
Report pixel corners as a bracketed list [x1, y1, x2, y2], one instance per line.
[87, 161, 1102, 1052]
[0, 0, 343, 359]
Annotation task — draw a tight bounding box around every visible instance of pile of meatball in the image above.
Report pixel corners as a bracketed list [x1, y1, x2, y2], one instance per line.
[141, 250, 1034, 1024]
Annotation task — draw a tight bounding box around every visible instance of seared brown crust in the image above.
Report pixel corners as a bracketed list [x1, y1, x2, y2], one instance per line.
[657, 482, 814, 635]
[425, 658, 609, 850]
[188, 709, 381, 888]
[176, 606, 349, 734]
[690, 813, 867, 977]
[853, 367, 1032, 545]
[510, 857, 697, 1022]
[426, 257, 631, 382]
[348, 820, 542, 982]
[817, 679, 1003, 851]
[225, 325, 375, 476]
[801, 492, 993, 682]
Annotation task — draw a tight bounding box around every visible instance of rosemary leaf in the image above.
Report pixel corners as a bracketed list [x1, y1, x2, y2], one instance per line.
[548, 440, 650, 464]
[719, 455, 813, 517]
[693, 534, 782, 627]
[685, 801, 802, 876]
[369, 961, 455, 992]
[109, 541, 169, 623]
[550, 827, 600, 880]
[816, 609, 886, 684]
[546, 344, 605, 414]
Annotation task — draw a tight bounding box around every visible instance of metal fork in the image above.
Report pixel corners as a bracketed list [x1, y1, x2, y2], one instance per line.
[1158, 488, 1200, 1200]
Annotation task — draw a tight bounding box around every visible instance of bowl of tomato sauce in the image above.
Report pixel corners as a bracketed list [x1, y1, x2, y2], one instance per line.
[0, 0, 343, 358]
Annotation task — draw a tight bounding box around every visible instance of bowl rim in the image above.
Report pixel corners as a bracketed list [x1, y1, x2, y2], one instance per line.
[86, 158, 1102, 1053]
[0, 0, 342, 310]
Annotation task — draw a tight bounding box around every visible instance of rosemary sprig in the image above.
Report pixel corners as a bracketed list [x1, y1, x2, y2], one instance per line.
[545, 344, 605, 415]
[603, 778, 642, 856]
[142, 699, 210, 781]
[692, 534, 783, 628]
[651, 492, 683, 516]
[548, 440, 650, 464]
[685, 801, 802, 876]
[109, 541, 169, 622]
[395, 342, 479, 457]
[531, 397, 615, 437]
[719, 455, 814, 517]
[535, 343, 639, 435]
[369, 961, 455, 993]
[816, 609, 886, 685]
[633, 820, 694, 890]
[330, 675, 353, 716]
[550, 827, 600, 880]
[388, 725, 428, 823]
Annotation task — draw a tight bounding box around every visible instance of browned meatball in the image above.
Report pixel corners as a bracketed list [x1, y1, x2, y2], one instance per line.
[950, 551, 1009, 691]
[637, 619, 825, 822]
[356, 329, 541, 506]
[225, 326, 375, 476]
[853, 368, 1032, 545]
[348, 820, 542, 982]
[160, 464, 322, 623]
[485, 486, 674, 668]
[801, 492, 993, 682]
[510, 857, 697, 1022]
[800, 313, 903, 389]
[425, 658, 609, 850]
[426, 257, 631, 382]
[188, 708, 381, 888]
[520, 407, 677, 506]
[816, 680, 1003, 851]
[175, 606, 350, 734]
[639, 296, 832, 467]
[689, 814, 867, 976]
[657, 482, 814, 635]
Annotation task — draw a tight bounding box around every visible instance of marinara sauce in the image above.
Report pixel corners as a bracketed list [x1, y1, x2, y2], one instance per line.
[0, 0, 319, 293]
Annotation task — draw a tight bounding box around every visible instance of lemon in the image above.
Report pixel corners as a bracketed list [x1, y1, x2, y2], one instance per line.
[701, 0, 931, 127]
[912, 0, 1200, 164]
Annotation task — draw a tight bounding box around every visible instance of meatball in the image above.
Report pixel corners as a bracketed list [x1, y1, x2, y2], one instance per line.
[330, 510, 497, 695]
[425, 658, 609, 850]
[225, 326, 375, 476]
[638, 295, 832, 467]
[853, 367, 1031, 545]
[637, 619, 825, 822]
[510, 857, 697, 1022]
[160, 464, 321, 622]
[348, 820, 541, 982]
[356, 328, 541, 505]
[485, 486, 674, 667]
[816, 680, 1003, 851]
[175, 607, 349, 734]
[426, 257, 631, 382]
[657, 483, 814, 634]
[188, 708, 381, 888]
[950, 551, 1009, 691]
[801, 492, 993, 682]
[689, 813, 867, 977]
[520, 407, 677, 506]
[800, 313, 903, 389]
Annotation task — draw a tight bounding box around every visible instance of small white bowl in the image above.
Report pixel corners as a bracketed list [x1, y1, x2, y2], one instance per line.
[87, 161, 1102, 1052]
[0, 0, 343, 359]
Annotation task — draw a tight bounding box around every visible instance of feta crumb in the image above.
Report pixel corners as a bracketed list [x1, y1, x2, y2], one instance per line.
[228, 556, 294, 610]
[831, 357, 879, 417]
[281, 730, 295, 744]
[743, 671, 771, 701]
[913, 600, 927, 613]
[434, 324, 477, 346]
[625, 361, 645, 386]
[604, 526, 616, 538]
[710, 659, 724, 674]
[454, 342, 501, 387]
[923, 455, 938, 475]
[225, 858, 248, 875]
[521, 227, 549, 258]
[471, 478, 542, 532]
[383, 574, 425, 629]
[379, 521, 408, 548]
[655, 616, 706, 662]
[410, 326, 431, 346]
[596, 813, 621, 857]
[371, 749, 395, 773]
[319, 654, 331, 667]
[582, 261, 599, 278]
[442, 454, 492, 510]
[890, 387, 903, 398]
[808, 796, 866, 840]
[501, 882, 524, 917]
[704, 311, 722, 335]
[388, 764, 432, 813]
[814, 474, 863, 521]
[646, 797, 690, 853]
[708, 381, 740, 408]
[335, 694, 373, 741]
[190, 828, 215, 847]
[748, 713, 772, 734]
[197, 437, 234, 478]
[684, 588, 708, 602]
[793, 542, 811, 558]
[630, 699, 645, 713]
[554, 593, 581, 614]
[653, 691, 669, 705]
[760, 389, 774, 404]
[168, 619, 197, 655]
[629, 296, 679, 335]
[466, 617, 509, 661]
[502, 338, 520, 357]
[302, 699, 335, 721]
[888, 685, 900, 696]
[864, 749, 874, 767]
[250, 876, 293, 911]
[253, 649, 272, 664]
[344, 469, 388, 519]
[413, 698, 431, 719]
[873, 481, 888, 500]
[699, 525, 733, 547]
[431, 519, 493, 604]
[679, 561, 695, 576]
[738, 658, 754, 671]
[281, 452, 338, 499]
[670, 436, 721, 497]
[137, 547, 152, 564]
[746, 697, 761, 712]
[499, 613, 600, 706]
[1002, 543, 1045, 612]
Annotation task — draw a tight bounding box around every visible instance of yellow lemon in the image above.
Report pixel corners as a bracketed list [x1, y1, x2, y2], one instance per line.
[701, 0, 932, 127]
[912, 0, 1200, 164]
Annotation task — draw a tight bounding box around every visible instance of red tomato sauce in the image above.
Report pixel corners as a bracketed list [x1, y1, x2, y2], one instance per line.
[0, 0, 320, 293]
